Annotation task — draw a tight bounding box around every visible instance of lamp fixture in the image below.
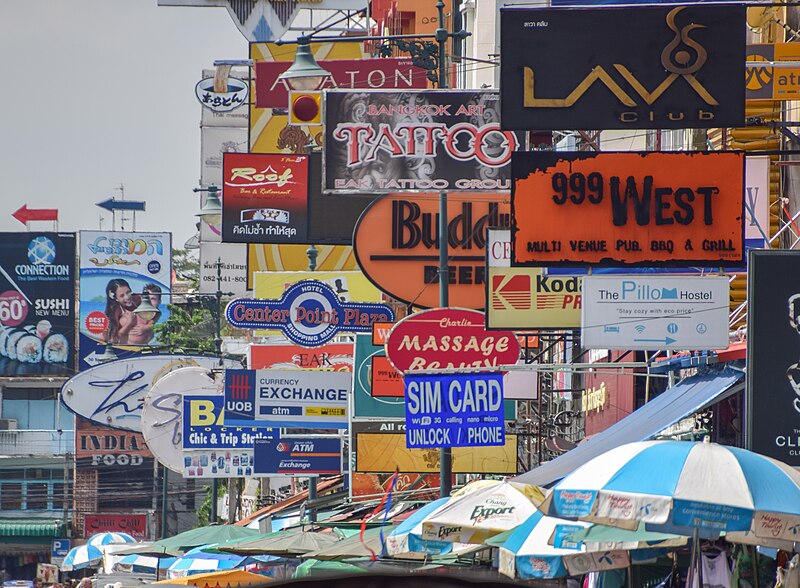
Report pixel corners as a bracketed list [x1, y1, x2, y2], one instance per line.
[277, 36, 332, 91]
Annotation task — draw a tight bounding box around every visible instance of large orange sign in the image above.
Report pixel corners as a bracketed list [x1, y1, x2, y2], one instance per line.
[512, 151, 744, 266]
[354, 193, 511, 308]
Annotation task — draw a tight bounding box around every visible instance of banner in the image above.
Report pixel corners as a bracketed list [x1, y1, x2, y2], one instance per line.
[747, 44, 800, 101]
[747, 251, 800, 465]
[249, 343, 353, 371]
[222, 153, 309, 244]
[78, 231, 171, 368]
[353, 421, 517, 474]
[83, 514, 147, 540]
[405, 372, 505, 448]
[512, 151, 744, 266]
[745, 156, 771, 250]
[0, 232, 76, 376]
[324, 90, 520, 193]
[182, 449, 255, 479]
[500, 5, 745, 130]
[353, 334, 406, 420]
[199, 242, 248, 295]
[224, 369, 351, 428]
[253, 438, 342, 475]
[581, 276, 730, 350]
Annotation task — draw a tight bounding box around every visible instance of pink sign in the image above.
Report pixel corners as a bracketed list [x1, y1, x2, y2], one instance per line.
[385, 308, 520, 373]
[255, 58, 429, 109]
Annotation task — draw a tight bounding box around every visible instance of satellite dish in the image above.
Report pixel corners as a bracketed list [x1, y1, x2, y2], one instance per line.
[747, 6, 777, 31]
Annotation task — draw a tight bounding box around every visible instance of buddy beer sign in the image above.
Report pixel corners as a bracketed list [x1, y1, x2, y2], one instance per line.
[500, 5, 745, 130]
[511, 151, 745, 267]
[226, 280, 394, 347]
[386, 308, 520, 372]
[405, 372, 505, 449]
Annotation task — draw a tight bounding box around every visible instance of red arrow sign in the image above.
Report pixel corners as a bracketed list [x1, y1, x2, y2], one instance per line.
[12, 205, 58, 224]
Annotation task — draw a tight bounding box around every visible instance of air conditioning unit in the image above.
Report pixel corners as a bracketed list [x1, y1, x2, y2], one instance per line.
[0, 419, 18, 430]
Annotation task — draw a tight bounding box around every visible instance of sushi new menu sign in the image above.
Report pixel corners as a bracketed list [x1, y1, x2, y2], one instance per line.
[0, 233, 76, 376]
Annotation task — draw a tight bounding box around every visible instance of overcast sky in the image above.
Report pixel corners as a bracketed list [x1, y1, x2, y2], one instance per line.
[0, 1, 245, 249]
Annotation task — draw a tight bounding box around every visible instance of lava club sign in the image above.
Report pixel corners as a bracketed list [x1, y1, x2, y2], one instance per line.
[385, 308, 520, 372]
[354, 193, 511, 309]
[226, 280, 395, 347]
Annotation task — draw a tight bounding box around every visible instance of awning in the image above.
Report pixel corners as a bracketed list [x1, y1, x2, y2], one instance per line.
[513, 366, 745, 487]
[0, 520, 62, 537]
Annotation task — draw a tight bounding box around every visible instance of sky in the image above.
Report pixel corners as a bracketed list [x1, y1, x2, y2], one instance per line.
[0, 1, 246, 249]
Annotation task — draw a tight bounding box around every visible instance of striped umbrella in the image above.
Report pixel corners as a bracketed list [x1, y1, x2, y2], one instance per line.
[87, 531, 137, 546]
[385, 498, 473, 556]
[168, 544, 246, 579]
[61, 544, 104, 571]
[115, 553, 177, 572]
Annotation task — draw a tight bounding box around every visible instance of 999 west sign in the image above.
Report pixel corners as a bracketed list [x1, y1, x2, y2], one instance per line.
[511, 151, 744, 267]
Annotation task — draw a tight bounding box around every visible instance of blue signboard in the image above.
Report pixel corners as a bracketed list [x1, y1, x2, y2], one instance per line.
[253, 437, 342, 475]
[405, 372, 505, 449]
[225, 280, 394, 347]
[52, 538, 70, 558]
[183, 396, 275, 449]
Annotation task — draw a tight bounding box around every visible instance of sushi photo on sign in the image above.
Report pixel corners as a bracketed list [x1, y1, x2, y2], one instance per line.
[0, 233, 76, 376]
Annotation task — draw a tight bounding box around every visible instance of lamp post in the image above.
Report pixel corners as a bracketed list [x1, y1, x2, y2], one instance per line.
[276, 0, 464, 498]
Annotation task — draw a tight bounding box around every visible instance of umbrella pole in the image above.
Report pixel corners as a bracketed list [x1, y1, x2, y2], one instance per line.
[751, 545, 759, 588]
[686, 527, 698, 588]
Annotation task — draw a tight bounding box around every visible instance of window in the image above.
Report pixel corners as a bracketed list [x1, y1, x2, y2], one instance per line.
[1, 483, 22, 511]
[26, 483, 49, 510]
[0, 468, 68, 511]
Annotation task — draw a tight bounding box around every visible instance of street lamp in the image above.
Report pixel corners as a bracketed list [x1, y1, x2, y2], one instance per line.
[133, 296, 160, 322]
[194, 185, 223, 226]
[277, 36, 333, 91]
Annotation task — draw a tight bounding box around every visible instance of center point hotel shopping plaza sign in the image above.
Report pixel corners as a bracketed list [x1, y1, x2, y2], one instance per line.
[323, 90, 521, 193]
[224, 369, 351, 429]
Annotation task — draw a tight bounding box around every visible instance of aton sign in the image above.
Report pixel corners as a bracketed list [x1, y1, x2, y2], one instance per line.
[386, 308, 520, 372]
[354, 194, 511, 309]
[405, 372, 505, 449]
[222, 153, 309, 244]
[581, 276, 730, 350]
[512, 151, 745, 267]
[226, 280, 394, 347]
[324, 90, 520, 193]
[500, 5, 746, 130]
[224, 369, 351, 429]
[254, 438, 342, 476]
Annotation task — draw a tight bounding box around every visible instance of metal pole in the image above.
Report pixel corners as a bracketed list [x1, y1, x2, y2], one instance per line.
[307, 478, 318, 522]
[161, 467, 168, 539]
[436, 0, 452, 499]
[211, 257, 223, 524]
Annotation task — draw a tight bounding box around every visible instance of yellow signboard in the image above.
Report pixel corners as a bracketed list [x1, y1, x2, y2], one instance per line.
[247, 244, 357, 289]
[355, 433, 517, 474]
[747, 44, 800, 100]
[487, 267, 582, 330]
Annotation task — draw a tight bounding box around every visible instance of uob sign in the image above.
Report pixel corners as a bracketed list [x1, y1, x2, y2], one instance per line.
[500, 5, 745, 130]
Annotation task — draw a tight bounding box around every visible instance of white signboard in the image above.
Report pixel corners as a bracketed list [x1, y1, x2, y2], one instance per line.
[581, 276, 730, 350]
[183, 449, 255, 479]
[61, 355, 241, 432]
[200, 126, 248, 187]
[200, 242, 249, 295]
[197, 69, 250, 124]
[745, 155, 771, 248]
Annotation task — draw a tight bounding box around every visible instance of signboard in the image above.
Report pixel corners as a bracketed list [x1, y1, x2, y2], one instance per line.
[199, 68, 249, 127]
[353, 334, 406, 420]
[253, 271, 384, 302]
[199, 242, 248, 295]
[183, 448, 255, 479]
[253, 438, 342, 475]
[201, 126, 248, 187]
[405, 372, 505, 448]
[745, 156, 771, 250]
[51, 539, 70, 559]
[747, 44, 800, 101]
[224, 369, 351, 428]
[256, 58, 428, 109]
[386, 308, 520, 372]
[352, 421, 517, 474]
[37, 564, 58, 584]
[500, 5, 746, 130]
[511, 151, 745, 267]
[226, 280, 394, 347]
[183, 396, 275, 449]
[353, 193, 511, 309]
[196, 75, 248, 113]
[747, 251, 800, 465]
[247, 247, 358, 289]
[582, 276, 730, 350]
[221, 153, 309, 244]
[0, 232, 76, 376]
[83, 514, 147, 540]
[61, 355, 240, 432]
[324, 90, 520, 193]
[75, 416, 152, 467]
[79, 231, 171, 368]
[486, 229, 582, 330]
[249, 343, 353, 371]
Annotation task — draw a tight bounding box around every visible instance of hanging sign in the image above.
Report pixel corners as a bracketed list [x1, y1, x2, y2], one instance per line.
[511, 151, 745, 267]
[386, 308, 520, 372]
[253, 438, 342, 476]
[225, 280, 394, 347]
[405, 372, 505, 448]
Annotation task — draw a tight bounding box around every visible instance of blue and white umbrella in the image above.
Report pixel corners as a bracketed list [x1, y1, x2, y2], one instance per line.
[167, 544, 246, 578]
[87, 531, 137, 546]
[61, 544, 104, 571]
[115, 553, 177, 572]
[541, 440, 800, 542]
[385, 498, 472, 556]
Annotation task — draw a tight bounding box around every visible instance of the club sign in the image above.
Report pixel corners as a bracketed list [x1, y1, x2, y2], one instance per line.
[225, 280, 394, 348]
[386, 308, 520, 372]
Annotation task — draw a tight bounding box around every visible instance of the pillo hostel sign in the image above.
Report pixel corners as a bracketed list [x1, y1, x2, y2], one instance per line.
[500, 5, 745, 130]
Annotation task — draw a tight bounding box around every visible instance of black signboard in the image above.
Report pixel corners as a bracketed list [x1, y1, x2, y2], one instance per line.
[500, 5, 745, 130]
[747, 250, 800, 465]
[0, 233, 76, 376]
[324, 90, 521, 193]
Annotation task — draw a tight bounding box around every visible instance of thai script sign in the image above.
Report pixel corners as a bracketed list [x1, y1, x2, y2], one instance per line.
[512, 151, 745, 267]
[324, 90, 520, 193]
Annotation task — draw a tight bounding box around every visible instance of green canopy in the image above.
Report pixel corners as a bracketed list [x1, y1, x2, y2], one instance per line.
[116, 524, 262, 557]
[219, 530, 343, 556]
[293, 559, 367, 578]
[302, 526, 396, 561]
